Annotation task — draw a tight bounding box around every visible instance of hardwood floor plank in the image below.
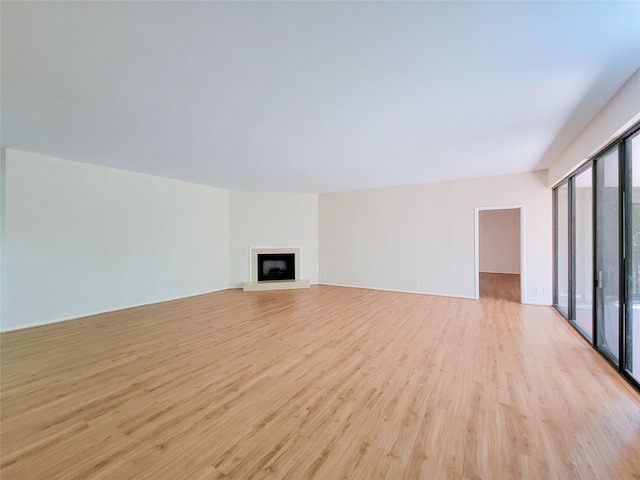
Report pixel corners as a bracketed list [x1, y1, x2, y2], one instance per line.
[2, 283, 639, 479]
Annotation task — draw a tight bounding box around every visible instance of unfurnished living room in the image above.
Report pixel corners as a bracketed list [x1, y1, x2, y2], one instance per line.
[1, 1, 640, 479]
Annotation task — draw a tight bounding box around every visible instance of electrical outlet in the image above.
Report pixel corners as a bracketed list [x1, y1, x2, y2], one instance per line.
[543, 288, 549, 295]
[533, 287, 538, 295]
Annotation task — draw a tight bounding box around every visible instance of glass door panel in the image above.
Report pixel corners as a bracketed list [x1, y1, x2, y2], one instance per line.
[595, 148, 619, 364]
[556, 184, 570, 316]
[574, 167, 593, 339]
[628, 133, 640, 381]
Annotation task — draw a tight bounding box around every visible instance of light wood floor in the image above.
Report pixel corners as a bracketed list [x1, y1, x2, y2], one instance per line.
[2, 285, 640, 479]
[479, 272, 520, 303]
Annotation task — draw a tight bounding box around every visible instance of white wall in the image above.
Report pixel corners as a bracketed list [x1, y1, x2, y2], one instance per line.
[1, 150, 230, 331]
[229, 191, 319, 287]
[548, 68, 640, 186]
[1, 151, 551, 329]
[479, 208, 521, 274]
[319, 171, 551, 304]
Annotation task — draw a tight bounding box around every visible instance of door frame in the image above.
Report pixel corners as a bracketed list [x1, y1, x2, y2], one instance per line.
[474, 204, 525, 302]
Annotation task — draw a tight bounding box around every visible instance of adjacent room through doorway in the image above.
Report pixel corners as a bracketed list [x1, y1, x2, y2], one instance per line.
[477, 207, 523, 303]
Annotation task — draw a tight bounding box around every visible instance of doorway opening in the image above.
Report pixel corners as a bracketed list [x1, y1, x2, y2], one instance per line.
[474, 205, 524, 303]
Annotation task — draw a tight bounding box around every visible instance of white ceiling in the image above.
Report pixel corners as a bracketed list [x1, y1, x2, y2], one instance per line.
[2, 1, 639, 193]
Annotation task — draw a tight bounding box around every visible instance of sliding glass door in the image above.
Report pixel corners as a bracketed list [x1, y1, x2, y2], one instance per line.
[556, 183, 570, 316]
[627, 132, 640, 382]
[553, 123, 640, 392]
[573, 167, 593, 339]
[595, 147, 620, 364]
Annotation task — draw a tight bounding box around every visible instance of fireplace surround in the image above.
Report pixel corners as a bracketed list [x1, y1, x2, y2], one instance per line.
[243, 247, 310, 291]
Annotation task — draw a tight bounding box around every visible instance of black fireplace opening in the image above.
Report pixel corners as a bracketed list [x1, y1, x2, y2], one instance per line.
[258, 253, 295, 282]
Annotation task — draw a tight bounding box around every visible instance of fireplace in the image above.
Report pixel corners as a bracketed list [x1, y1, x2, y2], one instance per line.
[243, 247, 310, 291]
[258, 253, 295, 282]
